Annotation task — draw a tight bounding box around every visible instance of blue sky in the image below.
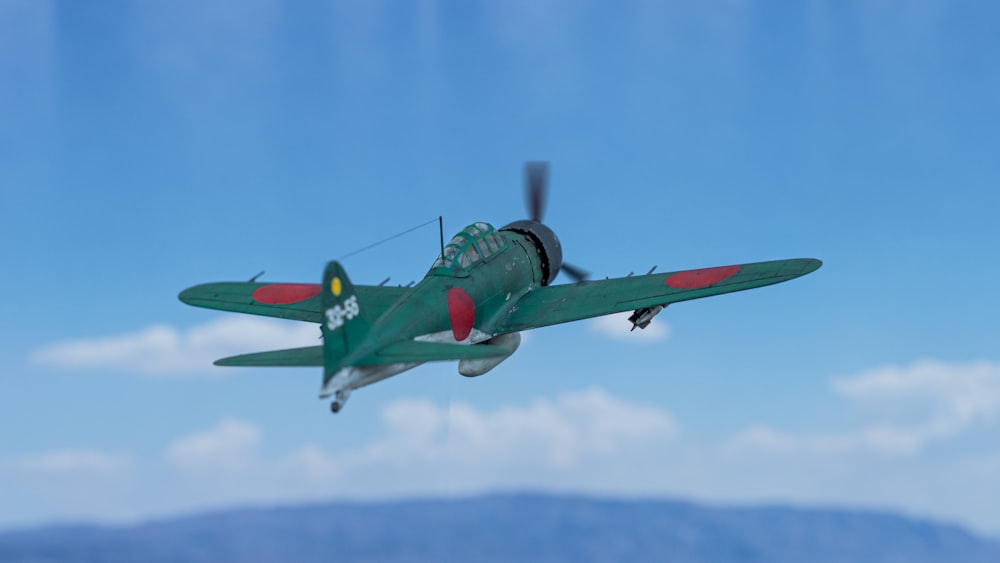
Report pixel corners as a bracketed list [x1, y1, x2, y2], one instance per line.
[3, 0, 1000, 534]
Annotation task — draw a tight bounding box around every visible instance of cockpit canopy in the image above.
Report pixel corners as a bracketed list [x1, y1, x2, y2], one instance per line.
[432, 222, 506, 271]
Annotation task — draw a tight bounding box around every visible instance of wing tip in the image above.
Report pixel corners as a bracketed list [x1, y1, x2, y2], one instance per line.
[800, 258, 823, 276]
[178, 283, 224, 306]
[178, 286, 198, 305]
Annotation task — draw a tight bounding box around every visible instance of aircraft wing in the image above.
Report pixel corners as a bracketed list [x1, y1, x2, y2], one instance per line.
[496, 258, 821, 333]
[178, 282, 411, 323]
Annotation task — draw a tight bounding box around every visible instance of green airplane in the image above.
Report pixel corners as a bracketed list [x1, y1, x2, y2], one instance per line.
[179, 163, 821, 413]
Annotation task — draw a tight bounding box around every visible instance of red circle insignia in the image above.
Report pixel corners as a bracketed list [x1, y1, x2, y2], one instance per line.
[447, 287, 475, 341]
[252, 284, 323, 305]
[665, 265, 741, 289]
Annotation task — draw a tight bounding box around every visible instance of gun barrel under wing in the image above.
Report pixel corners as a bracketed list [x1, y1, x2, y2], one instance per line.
[628, 305, 665, 331]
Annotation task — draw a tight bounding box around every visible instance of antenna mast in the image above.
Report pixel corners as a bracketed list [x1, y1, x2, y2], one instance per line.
[439, 215, 445, 259]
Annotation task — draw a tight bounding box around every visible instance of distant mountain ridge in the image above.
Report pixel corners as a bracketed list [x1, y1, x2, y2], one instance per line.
[1, 493, 998, 562]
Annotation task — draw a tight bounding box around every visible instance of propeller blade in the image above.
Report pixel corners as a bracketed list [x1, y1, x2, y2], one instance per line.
[524, 161, 549, 223]
[560, 262, 589, 282]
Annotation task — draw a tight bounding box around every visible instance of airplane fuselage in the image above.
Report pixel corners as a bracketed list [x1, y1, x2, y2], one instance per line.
[321, 227, 546, 398]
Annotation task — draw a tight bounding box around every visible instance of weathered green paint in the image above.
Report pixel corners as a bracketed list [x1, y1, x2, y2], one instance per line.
[496, 258, 823, 333]
[179, 222, 821, 408]
[177, 283, 410, 324]
[215, 346, 324, 367]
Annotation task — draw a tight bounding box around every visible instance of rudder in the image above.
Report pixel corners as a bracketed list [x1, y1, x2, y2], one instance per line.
[321, 261, 372, 369]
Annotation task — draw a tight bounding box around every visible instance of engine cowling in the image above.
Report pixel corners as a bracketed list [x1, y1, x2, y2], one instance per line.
[500, 220, 563, 286]
[458, 332, 522, 377]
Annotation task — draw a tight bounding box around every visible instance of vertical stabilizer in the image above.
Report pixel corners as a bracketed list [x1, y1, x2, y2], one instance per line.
[321, 261, 372, 372]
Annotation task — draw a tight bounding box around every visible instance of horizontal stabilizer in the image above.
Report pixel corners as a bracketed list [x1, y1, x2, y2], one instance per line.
[363, 341, 510, 365]
[215, 346, 324, 367]
[215, 341, 508, 368]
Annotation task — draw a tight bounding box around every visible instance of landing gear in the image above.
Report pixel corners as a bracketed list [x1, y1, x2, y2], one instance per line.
[329, 388, 352, 414]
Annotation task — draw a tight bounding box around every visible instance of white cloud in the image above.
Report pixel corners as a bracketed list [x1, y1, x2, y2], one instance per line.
[339, 387, 679, 473]
[661, 360, 1000, 535]
[589, 311, 671, 343]
[0, 389, 666, 522]
[165, 419, 261, 474]
[182, 388, 679, 501]
[1, 449, 132, 476]
[726, 359, 1000, 462]
[31, 317, 318, 376]
[143, 388, 679, 508]
[724, 423, 929, 457]
[832, 359, 1000, 431]
[10, 364, 1000, 533]
[724, 360, 1000, 459]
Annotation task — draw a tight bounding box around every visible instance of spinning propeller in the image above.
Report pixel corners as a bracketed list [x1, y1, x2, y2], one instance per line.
[522, 161, 589, 283]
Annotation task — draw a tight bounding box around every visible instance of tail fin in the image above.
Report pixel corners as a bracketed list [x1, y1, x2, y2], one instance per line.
[321, 261, 372, 369]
